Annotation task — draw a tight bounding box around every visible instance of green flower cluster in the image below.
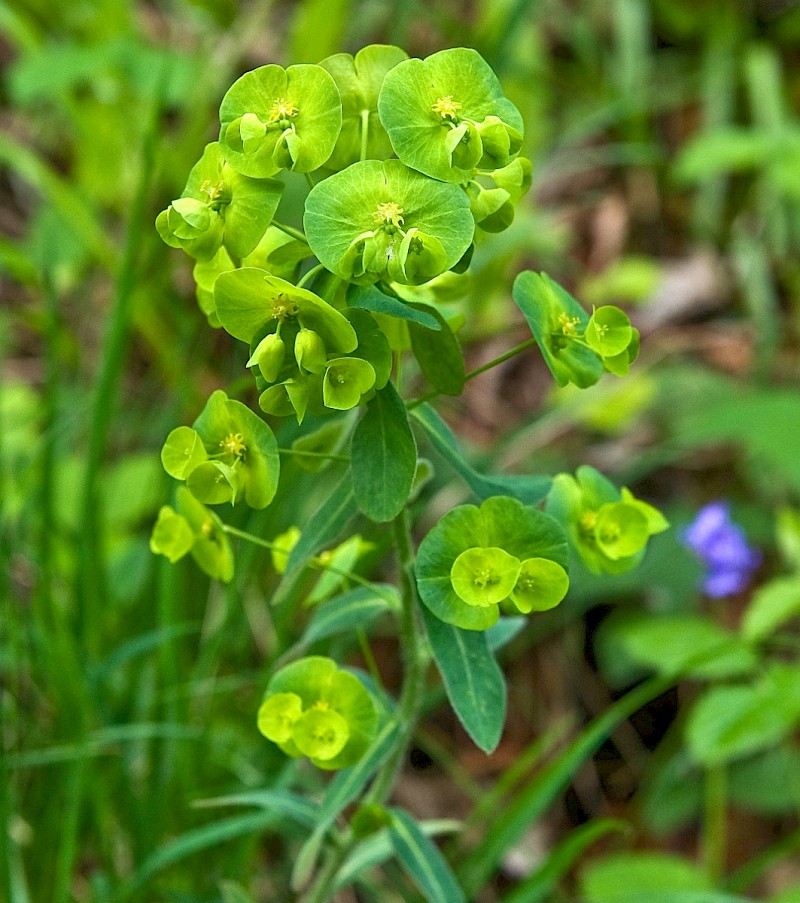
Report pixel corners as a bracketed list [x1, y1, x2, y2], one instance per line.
[159, 389, 279, 508]
[547, 466, 669, 574]
[513, 271, 640, 388]
[415, 497, 570, 631]
[257, 657, 378, 770]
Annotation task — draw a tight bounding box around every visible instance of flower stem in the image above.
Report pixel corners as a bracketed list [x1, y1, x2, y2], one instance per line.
[407, 336, 538, 410]
[702, 764, 727, 884]
[272, 219, 307, 244]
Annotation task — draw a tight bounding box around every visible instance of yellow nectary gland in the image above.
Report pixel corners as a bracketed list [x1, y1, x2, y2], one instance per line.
[432, 95, 462, 120]
[271, 294, 300, 321]
[269, 97, 299, 125]
[473, 568, 496, 588]
[558, 312, 580, 335]
[372, 202, 405, 229]
[200, 179, 228, 205]
[220, 432, 247, 457]
[579, 509, 598, 539]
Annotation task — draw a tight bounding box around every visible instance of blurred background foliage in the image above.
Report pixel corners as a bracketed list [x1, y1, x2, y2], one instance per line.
[4, 0, 800, 900]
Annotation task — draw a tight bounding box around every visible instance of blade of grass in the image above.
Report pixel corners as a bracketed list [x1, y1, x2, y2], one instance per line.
[456, 674, 674, 897]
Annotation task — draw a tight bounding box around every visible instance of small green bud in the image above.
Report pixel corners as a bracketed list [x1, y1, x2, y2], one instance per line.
[475, 115, 522, 169]
[226, 112, 267, 155]
[168, 197, 212, 237]
[248, 332, 285, 383]
[294, 328, 327, 374]
[445, 120, 483, 170]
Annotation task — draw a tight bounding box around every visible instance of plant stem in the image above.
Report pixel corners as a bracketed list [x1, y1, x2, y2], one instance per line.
[297, 508, 428, 903]
[277, 447, 349, 463]
[221, 525, 396, 606]
[272, 219, 307, 244]
[360, 109, 370, 162]
[407, 336, 538, 409]
[702, 764, 727, 884]
[297, 264, 324, 290]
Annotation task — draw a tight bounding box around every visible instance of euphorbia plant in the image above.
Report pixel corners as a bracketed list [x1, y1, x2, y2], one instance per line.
[151, 43, 666, 902]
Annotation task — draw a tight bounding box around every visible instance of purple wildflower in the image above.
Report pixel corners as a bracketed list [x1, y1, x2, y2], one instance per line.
[682, 501, 761, 598]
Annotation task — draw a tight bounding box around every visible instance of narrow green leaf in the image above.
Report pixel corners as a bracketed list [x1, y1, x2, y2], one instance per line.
[411, 404, 551, 504]
[458, 674, 674, 896]
[422, 606, 506, 753]
[303, 585, 400, 645]
[351, 381, 417, 522]
[485, 616, 527, 653]
[501, 819, 630, 903]
[389, 808, 467, 903]
[407, 304, 465, 395]
[335, 819, 461, 890]
[192, 790, 319, 828]
[742, 576, 800, 641]
[348, 284, 441, 330]
[272, 475, 358, 607]
[292, 719, 400, 891]
[111, 811, 295, 902]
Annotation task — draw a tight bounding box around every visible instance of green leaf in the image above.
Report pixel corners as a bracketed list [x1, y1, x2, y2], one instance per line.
[580, 853, 717, 903]
[214, 266, 357, 350]
[422, 607, 506, 753]
[742, 576, 800, 641]
[347, 283, 441, 330]
[378, 48, 523, 183]
[320, 44, 409, 170]
[335, 820, 461, 891]
[291, 719, 400, 891]
[302, 584, 400, 645]
[272, 475, 358, 607]
[351, 381, 417, 522]
[219, 63, 342, 177]
[407, 302, 465, 395]
[501, 819, 630, 903]
[512, 270, 603, 389]
[389, 808, 467, 903]
[303, 159, 474, 285]
[600, 612, 757, 681]
[411, 404, 551, 505]
[686, 665, 800, 766]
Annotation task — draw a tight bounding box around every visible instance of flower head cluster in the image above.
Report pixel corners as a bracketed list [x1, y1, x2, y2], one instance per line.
[682, 502, 761, 597]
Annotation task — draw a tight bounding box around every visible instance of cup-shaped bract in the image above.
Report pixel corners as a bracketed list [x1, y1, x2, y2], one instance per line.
[320, 44, 409, 171]
[512, 271, 604, 389]
[323, 357, 376, 410]
[150, 506, 195, 564]
[219, 64, 342, 178]
[450, 547, 521, 607]
[585, 306, 634, 359]
[187, 389, 280, 509]
[161, 425, 209, 480]
[377, 48, 523, 183]
[303, 159, 474, 285]
[415, 496, 569, 630]
[156, 143, 283, 261]
[257, 656, 378, 770]
[214, 267, 358, 356]
[510, 557, 570, 613]
[546, 466, 668, 575]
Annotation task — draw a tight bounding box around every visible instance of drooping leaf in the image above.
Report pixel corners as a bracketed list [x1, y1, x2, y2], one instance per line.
[411, 404, 551, 504]
[388, 808, 467, 903]
[348, 283, 441, 330]
[407, 302, 465, 395]
[351, 381, 417, 522]
[422, 606, 506, 753]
